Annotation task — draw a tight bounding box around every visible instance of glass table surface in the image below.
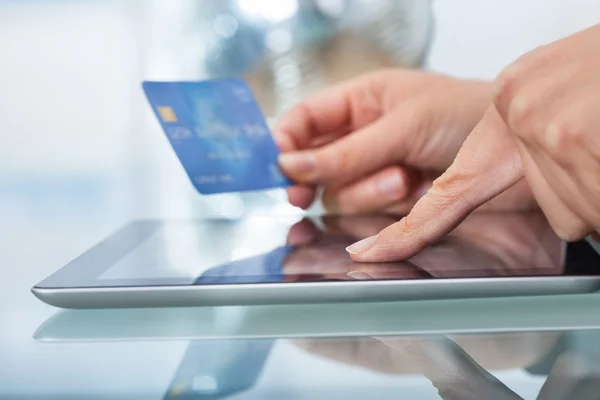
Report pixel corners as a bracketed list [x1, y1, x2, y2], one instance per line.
[3, 294, 600, 400]
[5, 210, 600, 400]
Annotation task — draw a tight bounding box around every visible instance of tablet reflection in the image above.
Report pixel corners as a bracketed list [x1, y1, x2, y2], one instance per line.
[280, 213, 565, 282]
[290, 330, 600, 400]
[161, 330, 600, 399]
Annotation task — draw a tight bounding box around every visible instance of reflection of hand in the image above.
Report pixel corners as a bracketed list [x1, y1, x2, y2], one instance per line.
[537, 349, 600, 400]
[292, 333, 558, 400]
[282, 213, 564, 280]
[275, 70, 535, 214]
[410, 212, 564, 278]
[347, 25, 600, 262]
[283, 215, 429, 280]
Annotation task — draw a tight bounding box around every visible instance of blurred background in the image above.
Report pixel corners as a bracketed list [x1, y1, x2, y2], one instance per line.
[1, 0, 599, 229]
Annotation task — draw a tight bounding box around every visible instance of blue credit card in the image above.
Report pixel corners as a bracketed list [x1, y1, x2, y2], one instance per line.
[143, 79, 292, 194]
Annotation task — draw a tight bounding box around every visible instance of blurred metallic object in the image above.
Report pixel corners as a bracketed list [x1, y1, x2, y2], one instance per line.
[192, 0, 433, 115]
[341, 0, 433, 65]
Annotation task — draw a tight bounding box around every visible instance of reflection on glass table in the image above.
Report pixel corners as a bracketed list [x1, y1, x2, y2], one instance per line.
[137, 330, 600, 399]
[163, 339, 274, 399]
[32, 295, 600, 343]
[289, 330, 600, 400]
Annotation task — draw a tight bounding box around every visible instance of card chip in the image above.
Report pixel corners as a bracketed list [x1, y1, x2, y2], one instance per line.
[157, 106, 178, 122]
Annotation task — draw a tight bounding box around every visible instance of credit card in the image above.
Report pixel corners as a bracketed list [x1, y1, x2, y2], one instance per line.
[143, 79, 292, 194]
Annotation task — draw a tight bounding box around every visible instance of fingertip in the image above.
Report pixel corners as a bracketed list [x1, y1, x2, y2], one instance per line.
[272, 130, 296, 152]
[346, 217, 423, 262]
[278, 152, 318, 183]
[322, 166, 413, 214]
[287, 186, 316, 209]
[348, 251, 381, 263]
[375, 167, 411, 201]
[346, 235, 378, 255]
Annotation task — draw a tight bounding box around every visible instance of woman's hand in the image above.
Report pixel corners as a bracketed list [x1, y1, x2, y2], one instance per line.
[348, 24, 600, 262]
[275, 70, 536, 215]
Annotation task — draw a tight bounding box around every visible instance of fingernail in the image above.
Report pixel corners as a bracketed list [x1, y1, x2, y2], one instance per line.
[347, 271, 372, 280]
[278, 153, 316, 176]
[346, 235, 378, 255]
[376, 172, 404, 198]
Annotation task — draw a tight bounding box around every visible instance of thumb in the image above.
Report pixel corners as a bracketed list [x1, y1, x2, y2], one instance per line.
[347, 106, 525, 262]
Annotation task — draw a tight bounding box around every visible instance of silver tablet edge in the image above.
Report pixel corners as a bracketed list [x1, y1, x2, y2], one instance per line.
[31, 276, 600, 309]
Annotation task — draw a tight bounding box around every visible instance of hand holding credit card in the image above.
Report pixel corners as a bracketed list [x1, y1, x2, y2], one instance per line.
[143, 79, 292, 194]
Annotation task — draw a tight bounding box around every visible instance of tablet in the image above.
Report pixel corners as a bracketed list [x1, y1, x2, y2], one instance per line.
[31, 213, 600, 309]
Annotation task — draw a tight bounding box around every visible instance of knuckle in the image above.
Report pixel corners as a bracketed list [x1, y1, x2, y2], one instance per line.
[509, 44, 553, 75]
[516, 44, 551, 66]
[429, 174, 479, 213]
[495, 45, 553, 114]
[276, 102, 313, 140]
[383, 218, 409, 246]
[388, 217, 430, 251]
[348, 85, 383, 125]
[431, 171, 464, 196]
[364, 68, 401, 85]
[494, 63, 522, 107]
[496, 64, 521, 95]
[389, 216, 411, 237]
[293, 101, 315, 126]
[283, 101, 309, 123]
[507, 93, 537, 133]
[544, 117, 583, 156]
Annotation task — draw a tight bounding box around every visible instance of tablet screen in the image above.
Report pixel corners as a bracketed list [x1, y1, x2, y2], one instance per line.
[36, 213, 600, 288]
